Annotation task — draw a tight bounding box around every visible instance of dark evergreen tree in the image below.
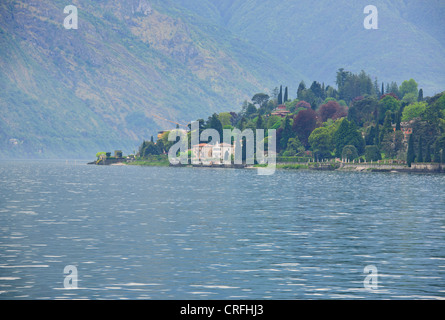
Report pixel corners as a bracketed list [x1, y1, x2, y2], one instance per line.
[280, 115, 293, 150]
[256, 114, 264, 130]
[150, 135, 154, 143]
[158, 139, 165, 154]
[418, 89, 424, 102]
[278, 85, 283, 105]
[381, 82, 385, 96]
[208, 113, 223, 142]
[379, 111, 393, 144]
[395, 111, 401, 131]
[417, 136, 423, 163]
[365, 125, 376, 145]
[297, 81, 306, 100]
[334, 119, 365, 157]
[407, 133, 415, 167]
[284, 86, 288, 102]
[139, 140, 148, 156]
[374, 124, 380, 145]
[374, 78, 379, 97]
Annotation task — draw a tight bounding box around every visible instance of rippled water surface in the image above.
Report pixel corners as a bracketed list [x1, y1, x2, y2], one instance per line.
[0, 161, 444, 299]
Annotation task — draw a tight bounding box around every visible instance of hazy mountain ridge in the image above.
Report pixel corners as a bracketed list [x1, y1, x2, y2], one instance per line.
[181, 0, 445, 95]
[0, 0, 298, 158]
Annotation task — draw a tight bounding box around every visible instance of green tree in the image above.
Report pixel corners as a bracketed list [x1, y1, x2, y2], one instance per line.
[401, 102, 427, 122]
[402, 92, 418, 105]
[381, 131, 404, 159]
[284, 87, 289, 102]
[379, 111, 393, 145]
[280, 115, 293, 151]
[388, 82, 400, 99]
[252, 93, 270, 108]
[334, 119, 365, 157]
[342, 145, 358, 161]
[348, 96, 379, 126]
[365, 145, 382, 162]
[96, 151, 106, 160]
[308, 126, 334, 159]
[207, 113, 224, 142]
[399, 79, 418, 100]
[218, 112, 233, 127]
[365, 125, 377, 145]
[378, 95, 401, 124]
[407, 133, 415, 167]
[283, 137, 303, 156]
[418, 89, 424, 102]
[417, 136, 423, 162]
[278, 85, 283, 105]
[297, 81, 306, 100]
[140, 141, 161, 157]
[395, 111, 401, 131]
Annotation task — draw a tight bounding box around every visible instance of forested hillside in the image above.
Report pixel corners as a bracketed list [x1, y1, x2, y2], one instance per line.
[140, 69, 445, 167]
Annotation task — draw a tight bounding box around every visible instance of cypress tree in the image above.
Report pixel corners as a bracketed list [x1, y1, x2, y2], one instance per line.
[284, 86, 288, 103]
[395, 111, 401, 131]
[417, 136, 423, 163]
[381, 82, 384, 96]
[425, 143, 432, 163]
[379, 111, 392, 144]
[280, 115, 292, 150]
[278, 85, 283, 105]
[407, 134, 415, 167]
[418, 89, 424, 102]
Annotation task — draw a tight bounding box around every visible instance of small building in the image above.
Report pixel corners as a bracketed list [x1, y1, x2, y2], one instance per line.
[271, 105, 291, 118]
[393, 122, 413, 142]
[192, 142, 235, 163]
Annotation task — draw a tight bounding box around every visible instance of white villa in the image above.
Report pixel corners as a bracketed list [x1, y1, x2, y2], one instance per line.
[192, 142, 234, 164]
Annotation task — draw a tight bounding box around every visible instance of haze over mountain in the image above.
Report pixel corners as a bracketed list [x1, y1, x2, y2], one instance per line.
[1, 0, 444, 158]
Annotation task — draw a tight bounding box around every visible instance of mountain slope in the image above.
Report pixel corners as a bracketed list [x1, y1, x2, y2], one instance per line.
[0, 0, 300, 158]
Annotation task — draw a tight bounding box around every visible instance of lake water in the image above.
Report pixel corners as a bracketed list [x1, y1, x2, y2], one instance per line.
[0, 161, 444, 300]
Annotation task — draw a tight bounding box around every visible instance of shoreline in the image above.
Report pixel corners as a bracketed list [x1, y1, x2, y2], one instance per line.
[102, 160, 444, 174]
